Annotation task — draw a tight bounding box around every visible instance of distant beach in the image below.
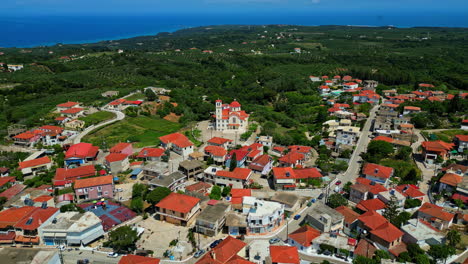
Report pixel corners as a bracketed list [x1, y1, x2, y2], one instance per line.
[1, 11, 467, 48]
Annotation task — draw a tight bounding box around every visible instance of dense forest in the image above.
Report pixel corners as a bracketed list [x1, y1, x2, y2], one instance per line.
[0, 25, 467, 145]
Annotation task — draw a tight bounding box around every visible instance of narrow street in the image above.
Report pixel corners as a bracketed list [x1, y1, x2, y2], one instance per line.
[71, 109, 125, 144]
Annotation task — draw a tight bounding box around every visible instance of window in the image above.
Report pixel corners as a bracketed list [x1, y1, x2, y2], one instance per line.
[97, 186, 102, 191]
[104, 191, 108, 195]
[89, 187, 94, 191]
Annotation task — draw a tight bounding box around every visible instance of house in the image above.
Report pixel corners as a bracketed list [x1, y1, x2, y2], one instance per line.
[0, 176, 14, 188]
[353, 90, 380, 104]
[382, 89, 397, 97]
[421, 140, 455, 162]
[64, 119, 85, 130]
[270, 192, 301, 214]
[354, 239, 378, 258]
[272, 167, 323, 190]
[37, 125, 64, 146]
[214, 99, 250, 132]
[178, 160, 204, 179]
[136, 148, 165, 161]
[56, 102, 80, 112]
[229, 188, 252, 210]
[204, 145, 227, 164]
[242, 197, 284, 235]
[7, 64, 24, 71]
[184, 182, 211, 195]
[304, 202, 344, 233]
[357, 211, 403, 249]
[278, 152, 305, 167]
[362, 163, 394, 187]
[269, 245, 300, 264]
[19, 156, 52, 177]
[257, 135, 273, 148]
[101, 91, 119, 98]
[288, 225, 321, 254]
[311, 233, 356, 255]
[109, 142, 133, 156]
[12, 131, 41, 146]
[335, 126, 360, 147]
[142, 162, 169, 180]
[3, 187, 53, 209]
[461, 119, 468, 130]
[377, 189, 406, 207]
[438, 173, 463, 193]
[325, 80, 333, 86]
[0, 167, 9, 177]
[309, 76, 321, 82]
[149, 172, 187, 192]
[214, 168, 252, 188]
[195, 236, 248, 264]
[401, 219, 445, 249]
[248, 154, 273, 175]
[195, 202, 230, 236]
[0, 184, 26, 201]
[39, 211, 105, 246]
[343, 82, 359, 90]
[349, 178, 388, 204]
[159, 133, 194, 158]
[395, 184, 425, 200]
[0, 206, 59, 244]
[318, 85, 331, 94]
[108, 99, 126, 110]
[417, 202, 454, 230]
[403, 106, 421, 115]
[335, 206, 360, 236]
[74, 175, 114, 202]
[225, 149, 249, 168]
[119, 255, 160, 264]
[356, 198, 386, 213]
[207, 137, 233, 148]
[155, 193, 201, 226]
[105, 153, 130, 175]
[454, 135, 468, 153]
[60, 107, 84, 118]
[53, 165, 96, 188]
[65, 142, 99, 166]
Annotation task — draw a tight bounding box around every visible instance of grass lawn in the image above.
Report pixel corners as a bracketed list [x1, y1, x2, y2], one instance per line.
[423, 129, 468, 142]
[82, 115, 182, 148]
[125, 92, 146, 101]
[79, 111, 115, 126]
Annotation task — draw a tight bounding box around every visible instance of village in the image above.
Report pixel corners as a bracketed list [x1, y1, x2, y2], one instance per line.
[0, 73, 466, 264]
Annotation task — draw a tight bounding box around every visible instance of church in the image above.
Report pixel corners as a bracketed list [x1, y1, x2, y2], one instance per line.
[215, 99, 249, 132]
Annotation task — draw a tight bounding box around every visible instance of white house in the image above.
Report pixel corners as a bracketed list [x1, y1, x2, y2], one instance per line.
[242, 197, 284, 235]
[343, 82, 359, 90]
[309, 76, 321, 82]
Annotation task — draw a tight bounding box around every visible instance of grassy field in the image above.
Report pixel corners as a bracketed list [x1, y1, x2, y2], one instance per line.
[79, 111, 115, 126]
[125, 92, 146, 101]
[82, 115, 183, 148]
[422, 129, 468, 142]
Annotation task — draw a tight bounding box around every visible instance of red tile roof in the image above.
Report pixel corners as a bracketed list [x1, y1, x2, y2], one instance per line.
[439, 173, 463, 187]
[57, 102, 79, 108]
[0, 206, 37, 229]
[372, 136, 394, 143]
[65, 142, 99, 159]
[0, 177, 15, 188]
[216, 168, 252, 180]
[419, 83, 435, 88]
[455, 135, 468, 142]
[0, 184, 25, 200]
[105, 153, 128, 163]
[421, 140, 454, 153]
[74, 175, 113, 189]
[61, 107, 84, 114]
[110, 142, 132, 153]
[354, 239, 377, 258]
[19, 156, 51, 170]
[278, 152, 305, 164]
[269, 246, 300, 264]
[357, 199, 386, 212]
[248, 155, 271, 171]
[288, 145, 312, 153]
[33, 195, 53, 203]
[227, 149, 248, 161]
[355, 178, 388, 195]
[14, 207, 58, 231]
[273, 146, 286, 153]
[185, 182, 211, 193]
[358, 210, 388, 231]
[137, 148, 165, 158]
[288, 225, 321, 247]
[212, 236, 246, 263]
[293, 168, 323, 179]
[54, 165, 96, 186]
[404, 106, 421, 111]
[156, 193, 200, 214]
[38, 125, 64, 134]
[159, 133, 193, 148]
[225, 255, 255, 264]
[208, 137, 233, 145]
[205, 145, 227, 157]
[370, 222, 404, 243]
[363, 163, 394, 179]
[418, 202, 454, 222]
[335, 206, 360, 224]
[395, 184, 425, 199]
[119, 254, 160, 264]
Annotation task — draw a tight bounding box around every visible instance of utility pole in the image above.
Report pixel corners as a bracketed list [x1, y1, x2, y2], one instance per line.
[58, 248, 64, 264]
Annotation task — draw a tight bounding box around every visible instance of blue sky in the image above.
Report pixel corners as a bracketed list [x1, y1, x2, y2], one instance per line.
[3, 0, 468, 15]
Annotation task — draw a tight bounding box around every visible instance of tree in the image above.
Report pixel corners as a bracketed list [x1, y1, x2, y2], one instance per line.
[229, 153, 237, 171]
[362, 140, 394, 163]
[146, 187, 171, 206]
[428, 244, 455, 264]
[446, 229, 461, 247]
[342, 182, 352, 193]
[132, 183, 148, 199]
[382, 194, 399, 225]
[327, 193, 348, 208]
[353, 255, 377, 264]
[145, 89, 156, 101]
[130, 197, 144, 213]
[373, 250, 391, 262]
[60, 203, 85, 213]
[104, 226, 138, 253]
[397, 252, 412, 263]
[393, 211, 411, 228]
[209, 185, 222, 200]
[404, 198, 422, 209]
[221, 186, 231, 197]
[407, 243, 424, 258]
[396, 146, 412, 161]
[414, 254, 430, 264]
[454, 199, 464, 210]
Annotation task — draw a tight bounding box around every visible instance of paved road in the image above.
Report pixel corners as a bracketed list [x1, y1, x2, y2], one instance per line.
[61, 249, 121, 264]
[340, 105, 379, 184]
[71, 110, 125, 144]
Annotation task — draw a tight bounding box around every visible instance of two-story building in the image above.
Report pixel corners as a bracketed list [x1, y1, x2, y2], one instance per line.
[349, 178, 388, 204]
[53, 165, 96, 188]
[362, 163, 394, 187]
[207, 137, 233, 148]
[288, 225, 321, 254]
[74, 175, 114, 202]
[214, 168, 253, 189]
[155, 193, 201, 226]
[334, 206, 360, 236]
[204, 145, 227, 164]
[248, 154, 273, 175]
[421, 140, 455, 163]
[136, 147, 165, 161]
[304, 202, 344, 233]
[149, 172, 187, 192]
[105, 153, 130, 175]
[417, 202, 455, 230]
[109, 142, 133, 156]
[242, 197, 284, 235]
[65, 143, 99, 166]
[195, 202, 230, 237]
[159, 133, 194, 158]
[19, 156, 52, 177]
[56, 102, 80, 112]
[335, 126, 360, 147]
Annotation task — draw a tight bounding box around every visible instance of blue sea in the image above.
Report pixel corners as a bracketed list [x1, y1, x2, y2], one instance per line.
[1, 12, 467, 48]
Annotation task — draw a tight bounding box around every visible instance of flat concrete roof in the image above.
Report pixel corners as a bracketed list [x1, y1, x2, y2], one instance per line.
[197, 203, 230, 223]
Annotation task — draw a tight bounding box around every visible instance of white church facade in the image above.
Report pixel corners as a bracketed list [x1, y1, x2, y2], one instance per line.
[214, 99, 249, 132]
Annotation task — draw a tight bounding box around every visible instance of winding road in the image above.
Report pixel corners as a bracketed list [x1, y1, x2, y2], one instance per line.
[70, 109, 125, 144]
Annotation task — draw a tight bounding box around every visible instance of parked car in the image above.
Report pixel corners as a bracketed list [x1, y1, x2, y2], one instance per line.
[107, 252, 119, 258]
[293, 214, 301, 220]
[210, 239, 222, 248]
[194, 249, 205, 258]
[57, 245, 66, 251]
[318, 193, 324, 200]
[269, 238, 281, 244]
[116, 188, 123, 192]
[335, 180, 342, 185]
